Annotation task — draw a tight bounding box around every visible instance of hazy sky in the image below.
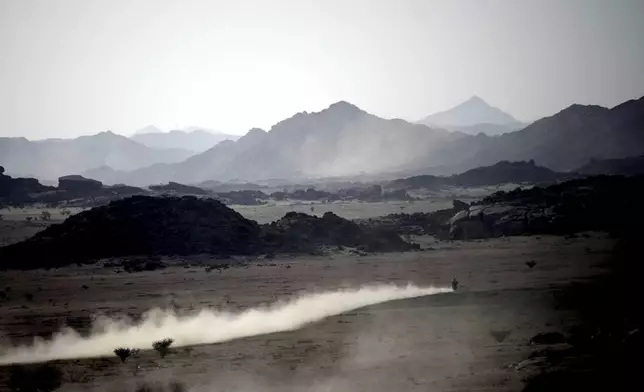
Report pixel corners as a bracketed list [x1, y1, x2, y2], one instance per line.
[1, 0, 644, 139]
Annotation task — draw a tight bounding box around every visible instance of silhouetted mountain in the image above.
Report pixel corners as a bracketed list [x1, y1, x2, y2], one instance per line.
[53, 95, 644, 186]
[131, 127, 239, 153]
[387, 160, 567, 189]
[0, 131, 194, 181]
[117, 101, 462, 184]
[416, 96, 644, 173]
[575, 155, 644, 176]
[419, 96, 521, 129]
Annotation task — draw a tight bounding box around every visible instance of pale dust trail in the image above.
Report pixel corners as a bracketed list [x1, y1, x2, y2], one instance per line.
[0, 283, 451, 365]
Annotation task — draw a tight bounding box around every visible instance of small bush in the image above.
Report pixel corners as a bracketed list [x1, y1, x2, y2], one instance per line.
[152, 338, 174, 358]
[40, 210, 52, 221]
[114, 347, 136, 363]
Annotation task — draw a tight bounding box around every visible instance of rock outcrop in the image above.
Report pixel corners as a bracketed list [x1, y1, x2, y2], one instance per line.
[0, 167, 54, 204]
[58, 175, 103, 193]
[264, 211, 415, 253]
[448, 175, 644, 239]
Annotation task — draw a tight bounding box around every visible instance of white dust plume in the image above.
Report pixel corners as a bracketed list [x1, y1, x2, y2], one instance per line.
[0, 283, 451, 365]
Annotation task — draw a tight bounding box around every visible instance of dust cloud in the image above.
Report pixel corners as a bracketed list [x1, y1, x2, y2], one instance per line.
[0, 283, 451, 365]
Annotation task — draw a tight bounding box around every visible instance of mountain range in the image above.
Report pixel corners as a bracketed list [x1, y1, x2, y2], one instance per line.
[85, 102, 464, 185]
[1, 95, 643, 186]
[131, 127, 240, 153]
[0, 131, 194, 180]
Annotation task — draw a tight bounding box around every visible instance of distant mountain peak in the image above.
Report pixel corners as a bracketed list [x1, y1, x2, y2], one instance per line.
[465, 95, 485, 104]
[419, 96, 519, 128]
[325, 100, 364, 114]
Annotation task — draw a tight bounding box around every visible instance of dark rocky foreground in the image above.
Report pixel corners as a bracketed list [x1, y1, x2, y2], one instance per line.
[0, 195, 413, 269]
[519, 233, 643, 392]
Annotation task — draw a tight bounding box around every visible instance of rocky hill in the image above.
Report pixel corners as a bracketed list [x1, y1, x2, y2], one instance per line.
[447, 175, 644, 240]
[0, 196, 414, 269]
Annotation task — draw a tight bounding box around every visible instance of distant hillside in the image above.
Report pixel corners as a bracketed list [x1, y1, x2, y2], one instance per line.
[418, 96, 521, 130]
[575, 155, 644, 176]
[387, 160, 568, 189]
[131, 127, 239, 153]
[0, 131, 194, 181]
[413, 96, 644, 173]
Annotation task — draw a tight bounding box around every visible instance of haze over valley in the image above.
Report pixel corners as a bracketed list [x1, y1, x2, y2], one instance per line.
[1, 1, 643, 392]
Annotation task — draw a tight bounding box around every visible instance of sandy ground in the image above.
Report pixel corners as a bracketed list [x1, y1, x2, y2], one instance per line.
[0, 233, 614, 392]
[231, 199, 455, 224]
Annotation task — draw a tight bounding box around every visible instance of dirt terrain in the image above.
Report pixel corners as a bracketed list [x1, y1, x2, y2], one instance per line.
[0, 233, 614, 391]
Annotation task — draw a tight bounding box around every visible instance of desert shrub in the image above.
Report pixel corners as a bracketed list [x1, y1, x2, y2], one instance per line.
[8, 364, 62, 392]
[490, 330, 512, 343]
[114, 347, 137, 363]
[25, 216, 32, 221]
[40, 210, 51, 221]
[152, 338, 174, 358]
